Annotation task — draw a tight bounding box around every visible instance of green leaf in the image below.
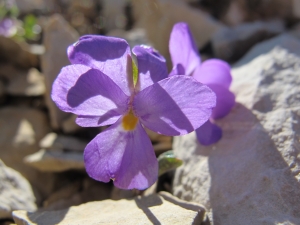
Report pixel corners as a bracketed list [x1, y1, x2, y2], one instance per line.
[132, 59, 138, 87]
[158, 150, 183, 176]
[22, 14, 40, 40]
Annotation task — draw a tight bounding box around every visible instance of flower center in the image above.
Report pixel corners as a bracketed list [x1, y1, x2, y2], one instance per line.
[122, 110, 138, 131]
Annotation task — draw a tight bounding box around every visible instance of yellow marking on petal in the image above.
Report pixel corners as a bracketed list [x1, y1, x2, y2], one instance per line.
[122, 110, 138, 131]
[132, 59, 138, 87]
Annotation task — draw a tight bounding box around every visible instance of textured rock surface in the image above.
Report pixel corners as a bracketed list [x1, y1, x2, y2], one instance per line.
[41, 14, 79, 130]
[13, 192, 206, 225]
[0, 160, 36, 219]
[172, 34, 300, 225]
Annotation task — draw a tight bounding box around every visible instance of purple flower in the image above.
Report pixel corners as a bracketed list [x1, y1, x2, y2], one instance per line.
[51, 35, 216, 190]
[0, 18, 17, 37]
[169, 22, 235, 146]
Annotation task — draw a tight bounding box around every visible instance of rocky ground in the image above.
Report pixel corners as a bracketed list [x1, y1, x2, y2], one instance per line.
[0, 0, 300, 224]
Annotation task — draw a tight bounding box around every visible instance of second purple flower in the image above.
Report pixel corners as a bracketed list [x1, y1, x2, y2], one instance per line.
[169, 22, 235, 145]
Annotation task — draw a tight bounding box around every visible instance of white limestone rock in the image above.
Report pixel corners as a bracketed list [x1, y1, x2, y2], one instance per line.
[172, 34, 300, 224]
[13, 192, 206, 225]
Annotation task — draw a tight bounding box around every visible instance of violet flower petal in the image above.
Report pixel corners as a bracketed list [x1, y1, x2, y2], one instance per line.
[195, 120, 222, 145]
[193, 59, 232, 89]
[208, 84, 235, 120]
[169, 22, 200, 76]
[134, 75, 216, 136]
[67, 35, 133, 95]
[84, 119, 158, 190]
[132, 45, 168, 90]
[169, 64, 186, 77]
[51, 64, 129, 126]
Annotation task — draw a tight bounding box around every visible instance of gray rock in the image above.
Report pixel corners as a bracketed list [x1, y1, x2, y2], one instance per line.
[41, 14, 79, 130]
[28, 44, 45, 56]
[220, 0, 245, 26]
[0, 107, 55, 201]
[0, 160, 36, 219]
[25, 132, 88, 172]
[13, 192, 206, 225]
[6, 68, 46, 96]
[61, 0, 99, 35]
[0, 79, 5, 101]
[39, 132, 87, 152]
[212, 20, 285, 63]
[24, 149, 84, 172]
[0, 36, 39, 69]
[61, 114, 82, 134]
[172, 34, 300, 224]
[42, 178, 111, 211]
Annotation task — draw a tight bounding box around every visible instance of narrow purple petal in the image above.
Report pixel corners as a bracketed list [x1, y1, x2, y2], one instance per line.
[208, 84, 235, 119]
[169, 64, 186, 77]
[193, 59, 232, 89]
[67, 35, 133, 95]
[132, 45, 168, 91]
[133, 76, 216, 136]
[51, 64, 129, 126]
[169, 22, 200, 76]
[84, 119, 158, 190]
[195, 120, 222, 145]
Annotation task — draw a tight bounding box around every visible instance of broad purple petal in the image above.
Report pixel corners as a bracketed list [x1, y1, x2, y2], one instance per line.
[51, 64, 129, 126]
[84, 119, 158, 190]
[169, 22, 200, 76]
[208, 84, 235, 119]
[193, 59, 232, 89]
[67, 35, 133, 95]
[134, 75, 216, 136]
[195, 120, 222, 145]
[132, 45, 168, 91]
